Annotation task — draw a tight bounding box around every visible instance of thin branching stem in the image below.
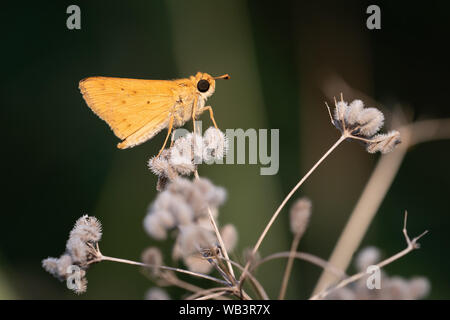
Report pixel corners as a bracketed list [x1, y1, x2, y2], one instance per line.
[239, 134, 347, 287]
[186, 287, 234, 300]
[252, 251, 346, 279]
[310, 212, 428, 300]
[217, 257, 269, 300]
[100, 255, 229, 286]
[193, 170, 236, 282]
[278, 231, 303, 300]
[313, 117, 450, 294]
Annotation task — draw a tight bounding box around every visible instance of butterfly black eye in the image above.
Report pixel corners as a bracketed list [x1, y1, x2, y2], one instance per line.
[197, 79, 210, 92]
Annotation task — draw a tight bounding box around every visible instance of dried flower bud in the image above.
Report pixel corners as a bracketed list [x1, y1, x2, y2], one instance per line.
[66, 237, 89, 265]
[73, 276, 88, 295]
[289, 197, 312, 236]
[331, 97, 386, 139]
[42, 254, 74, 280]
[355, 246, 381, 272]
[143, 213, 167, 240]
[325, 287, 356, 300]
[202, 127, 227, 162]
[183, 255, 213, 274]
[384, 276, 411, 300]
[148, 150, 171, 177]
[177, 225, 216, 257]
[220, 224, 238, 252]
[141, 247, 163, 276]
[243, 247, 261, 266]
[145, 287, 170, 300]
[356, 108, 385, 137]
[70, 215, 102, 243]
[43, 215, 104, 295]
[171, 132, 203, 166]
[334, 100, 348, 123]
[167, 177, 226, 218]
[408, 277, 430, 299]
[366, 130, 401, 154]
[344, 99, 364, 126]
[193, 178, 227, 209]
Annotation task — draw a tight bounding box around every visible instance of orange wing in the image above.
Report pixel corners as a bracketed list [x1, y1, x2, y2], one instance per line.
[79, 77, 178, 148]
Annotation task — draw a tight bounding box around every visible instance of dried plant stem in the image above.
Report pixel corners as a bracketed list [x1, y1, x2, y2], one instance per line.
[311, 212, 428, 300]
[252, 251, 346, 279]
[193, 170, 236, 282]
[240, 134, 347, 285]
[313, 118, 450, 295]
[196, 290, 228, 300]
[218, 257, 269, 300]
[100, 255, 229, 286]
[278, 231, 303, 300]
[186, 286, 234, 300]
[162, 272, 204, 294]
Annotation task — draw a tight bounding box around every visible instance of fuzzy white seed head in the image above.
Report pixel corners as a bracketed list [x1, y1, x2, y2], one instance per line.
[148, 151, 171, 177]
[66, 236, 89, 265]
[141, 247, 163, 276]
[356, 107, 385, 137]
[289, 197, 312, 236]
[202, 127, 227, 162]
[172, 133, 203, 165]
[168, 194, 195, 225]
[334, 100, 348, 123]
[42, 254, 74, 280]
[183, 255, 213, 274]
[143, 213, 167, 240]
[145, 287, 170, 300]
[243, 247, 261, 266]
[344, 99, 365, 125]
[69, 215, 102, 244]
[194, 178, 227, 209]
[220, 224, 238, 252]
[408, 277, 430, 299]
[366, 130, 401, 154]
[355, 246, 381, 272]
[73, 276, 88, 295]
[385, 277, 411, 300]
[177, 225, 216, 257]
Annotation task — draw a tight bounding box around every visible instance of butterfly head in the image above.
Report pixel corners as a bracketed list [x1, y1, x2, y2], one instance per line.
[193, 72, 230, 99]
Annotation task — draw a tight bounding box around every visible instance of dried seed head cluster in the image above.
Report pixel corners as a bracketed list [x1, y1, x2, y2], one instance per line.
[143, 177, 237, 273]
[145, 287, 171, 300]
[144, 177, 226, 240]
[42, 215, 102, 294]
[148, 127, 227, 190]
[141, 247, 163, 277]
[289, 197, 312, 236]
[330, 96, 401, 154]
[243, 247, 261, 267]
[220, 224, 238, 252]
[354, 246, 381, 272]
[326, 247, 430, 300]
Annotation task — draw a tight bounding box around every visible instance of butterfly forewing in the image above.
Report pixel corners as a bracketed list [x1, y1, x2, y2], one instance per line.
[79, 77, 177, 142]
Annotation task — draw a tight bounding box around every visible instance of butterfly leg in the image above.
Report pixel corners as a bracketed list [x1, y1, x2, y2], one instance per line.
[203, 106, 219, 129]
[170, 114, 183, 147]
[192, 96, 198, 135]
[157, 114, 174, 157]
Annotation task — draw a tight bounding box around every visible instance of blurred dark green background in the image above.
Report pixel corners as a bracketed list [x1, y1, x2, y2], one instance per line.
[1, 1, 449, 299]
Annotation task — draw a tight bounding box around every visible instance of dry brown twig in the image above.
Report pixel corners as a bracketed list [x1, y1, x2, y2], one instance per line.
[311, 211, 428, 299]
